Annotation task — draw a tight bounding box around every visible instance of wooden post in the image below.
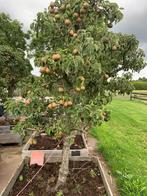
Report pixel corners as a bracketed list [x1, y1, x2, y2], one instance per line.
[130, 93, 132, 100]
[0, 154, 1, 161]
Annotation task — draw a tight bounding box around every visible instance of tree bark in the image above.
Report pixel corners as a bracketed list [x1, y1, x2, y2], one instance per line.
[8, 83, 15, 97]
[47, 131, 77, 193]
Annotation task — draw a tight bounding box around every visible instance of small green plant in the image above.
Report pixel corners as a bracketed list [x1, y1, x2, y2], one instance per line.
[56, 190, 64, 196]
[19, 175, 24, 182]
[90, 169, 97, 178]
[73, 184, 82, 194]
[29, 192, 35, 196]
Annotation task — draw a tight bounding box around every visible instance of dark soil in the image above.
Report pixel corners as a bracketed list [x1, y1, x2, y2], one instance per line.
[29, 135, 85, 150]
[9, 161, 106, 196]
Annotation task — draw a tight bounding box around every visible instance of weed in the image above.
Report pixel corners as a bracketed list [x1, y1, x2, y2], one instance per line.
[56, 190, 64, 196]
[90, 169, 97, 178]
[73, 184, 82, 194]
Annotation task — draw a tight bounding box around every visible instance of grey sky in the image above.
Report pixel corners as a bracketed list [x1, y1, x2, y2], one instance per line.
[0, 0, 147, 79]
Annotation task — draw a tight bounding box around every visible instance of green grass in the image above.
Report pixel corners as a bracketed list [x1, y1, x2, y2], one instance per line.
[92, 99, 147, 196]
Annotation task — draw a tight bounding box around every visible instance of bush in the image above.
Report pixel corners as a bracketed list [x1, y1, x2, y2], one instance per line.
[132, 81, 147, 90]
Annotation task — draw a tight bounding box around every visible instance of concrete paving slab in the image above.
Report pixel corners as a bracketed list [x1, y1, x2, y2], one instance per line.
[0, 146, 22, 194]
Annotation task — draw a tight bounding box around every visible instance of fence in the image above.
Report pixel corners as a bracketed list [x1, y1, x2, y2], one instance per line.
[130, 92, 147, 101]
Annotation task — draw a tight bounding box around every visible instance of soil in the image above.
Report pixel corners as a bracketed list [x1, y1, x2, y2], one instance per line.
[9, 161, 106, 196]
[29, 135, 85, 150]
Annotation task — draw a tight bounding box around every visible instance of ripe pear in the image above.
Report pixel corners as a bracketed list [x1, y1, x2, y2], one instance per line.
[63, 102, 69, 107]
[73, 33, 78, 37]
[76, 17, 82, 23]
[83, 2, 90, 9]
[73, 12, 79, 18]
[67, 101, 73, 106]
[58, 87, 64, 92]
[24, 99, 31, 106]
[40, 67, 46, 73]
[55, 14, 60, 20]
[52, 53, 61, 61]
[76, 87, 81, 92]
[64, 19, 72, 26]
[45, 67, 51, 74]
[79, 76, 85, 81]
[81, 86, 85, 91]
[80, 8, 87, 14]
[69, 30, 74, 36]
[112, 45, 117, 51]
[51, 102, 57, 109]
[59, 100, 65, 105]
[73, 49, 79, 55]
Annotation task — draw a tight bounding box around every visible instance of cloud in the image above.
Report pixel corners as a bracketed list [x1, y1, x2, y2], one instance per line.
[0, 0, 51, 31]
[31, 67, 41, 77]
[111, 0, 147, 56]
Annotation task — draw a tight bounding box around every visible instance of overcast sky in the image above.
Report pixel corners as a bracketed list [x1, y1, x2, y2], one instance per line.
[0, 0, 147, 79]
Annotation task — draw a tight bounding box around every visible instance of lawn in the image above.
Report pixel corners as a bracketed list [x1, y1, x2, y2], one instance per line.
[92, 99, 147, 196]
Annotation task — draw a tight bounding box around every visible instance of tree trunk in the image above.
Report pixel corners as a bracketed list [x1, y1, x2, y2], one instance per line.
[8, 83, 15, 98]
[47, 131, 77, 193]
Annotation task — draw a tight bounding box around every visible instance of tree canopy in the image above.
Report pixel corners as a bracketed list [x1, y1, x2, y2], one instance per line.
[6, 0, 146, 192]
[0, 13, 31, 100]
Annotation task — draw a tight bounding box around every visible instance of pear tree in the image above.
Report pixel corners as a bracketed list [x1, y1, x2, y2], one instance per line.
[6, 0, 146, 193]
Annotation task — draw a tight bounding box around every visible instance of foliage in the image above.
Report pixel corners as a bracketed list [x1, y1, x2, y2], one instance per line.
[132, 81, 147, 90]
[6, 0, 146, 135]
[0, 13, 31, 101]
[92, 99, 147, 195]
[14, 76, 35, 97]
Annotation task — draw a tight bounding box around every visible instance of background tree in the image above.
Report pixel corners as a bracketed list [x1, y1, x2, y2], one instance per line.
[138, 77, 147, 82]
[6, 0, 146, 193]
[0, 13, 31, 101]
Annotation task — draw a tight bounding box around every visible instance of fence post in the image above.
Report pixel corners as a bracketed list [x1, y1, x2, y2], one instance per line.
[130, 93, 132, 101]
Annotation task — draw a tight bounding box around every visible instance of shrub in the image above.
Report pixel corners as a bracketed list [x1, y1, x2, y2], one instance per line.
[132, 81, 147, 90]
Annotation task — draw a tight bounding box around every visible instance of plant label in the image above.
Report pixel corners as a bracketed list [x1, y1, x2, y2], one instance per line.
[30, 151, 44, 166]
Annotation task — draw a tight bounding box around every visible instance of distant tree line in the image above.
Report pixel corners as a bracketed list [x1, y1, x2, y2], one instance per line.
[132, 77, 147, 90]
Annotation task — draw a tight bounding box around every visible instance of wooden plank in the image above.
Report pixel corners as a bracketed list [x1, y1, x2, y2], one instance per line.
[1, 160, 24, 196]
[131, 96, 147, 101]
[93, 157, 115, 196]
[22, 132, 89, 162]
[132, 92, 147, 96]
[0, 133, 21, 144]
[0, 126, 11, 134]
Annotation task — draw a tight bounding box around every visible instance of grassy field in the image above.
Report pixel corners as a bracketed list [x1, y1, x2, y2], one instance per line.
[92, 99, 147, 196]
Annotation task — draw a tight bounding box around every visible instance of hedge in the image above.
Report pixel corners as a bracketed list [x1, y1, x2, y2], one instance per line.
[132, 81, 147, 90]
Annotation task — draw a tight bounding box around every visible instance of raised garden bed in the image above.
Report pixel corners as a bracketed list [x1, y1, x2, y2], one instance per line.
[1, 157, 113, 196]
[22, 132, 90, 162]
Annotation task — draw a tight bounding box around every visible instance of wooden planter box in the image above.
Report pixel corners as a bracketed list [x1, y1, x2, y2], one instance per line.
[1, 157, 114, 196]
[22, 132, 90, 162]
[0, 126, 21, 145]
